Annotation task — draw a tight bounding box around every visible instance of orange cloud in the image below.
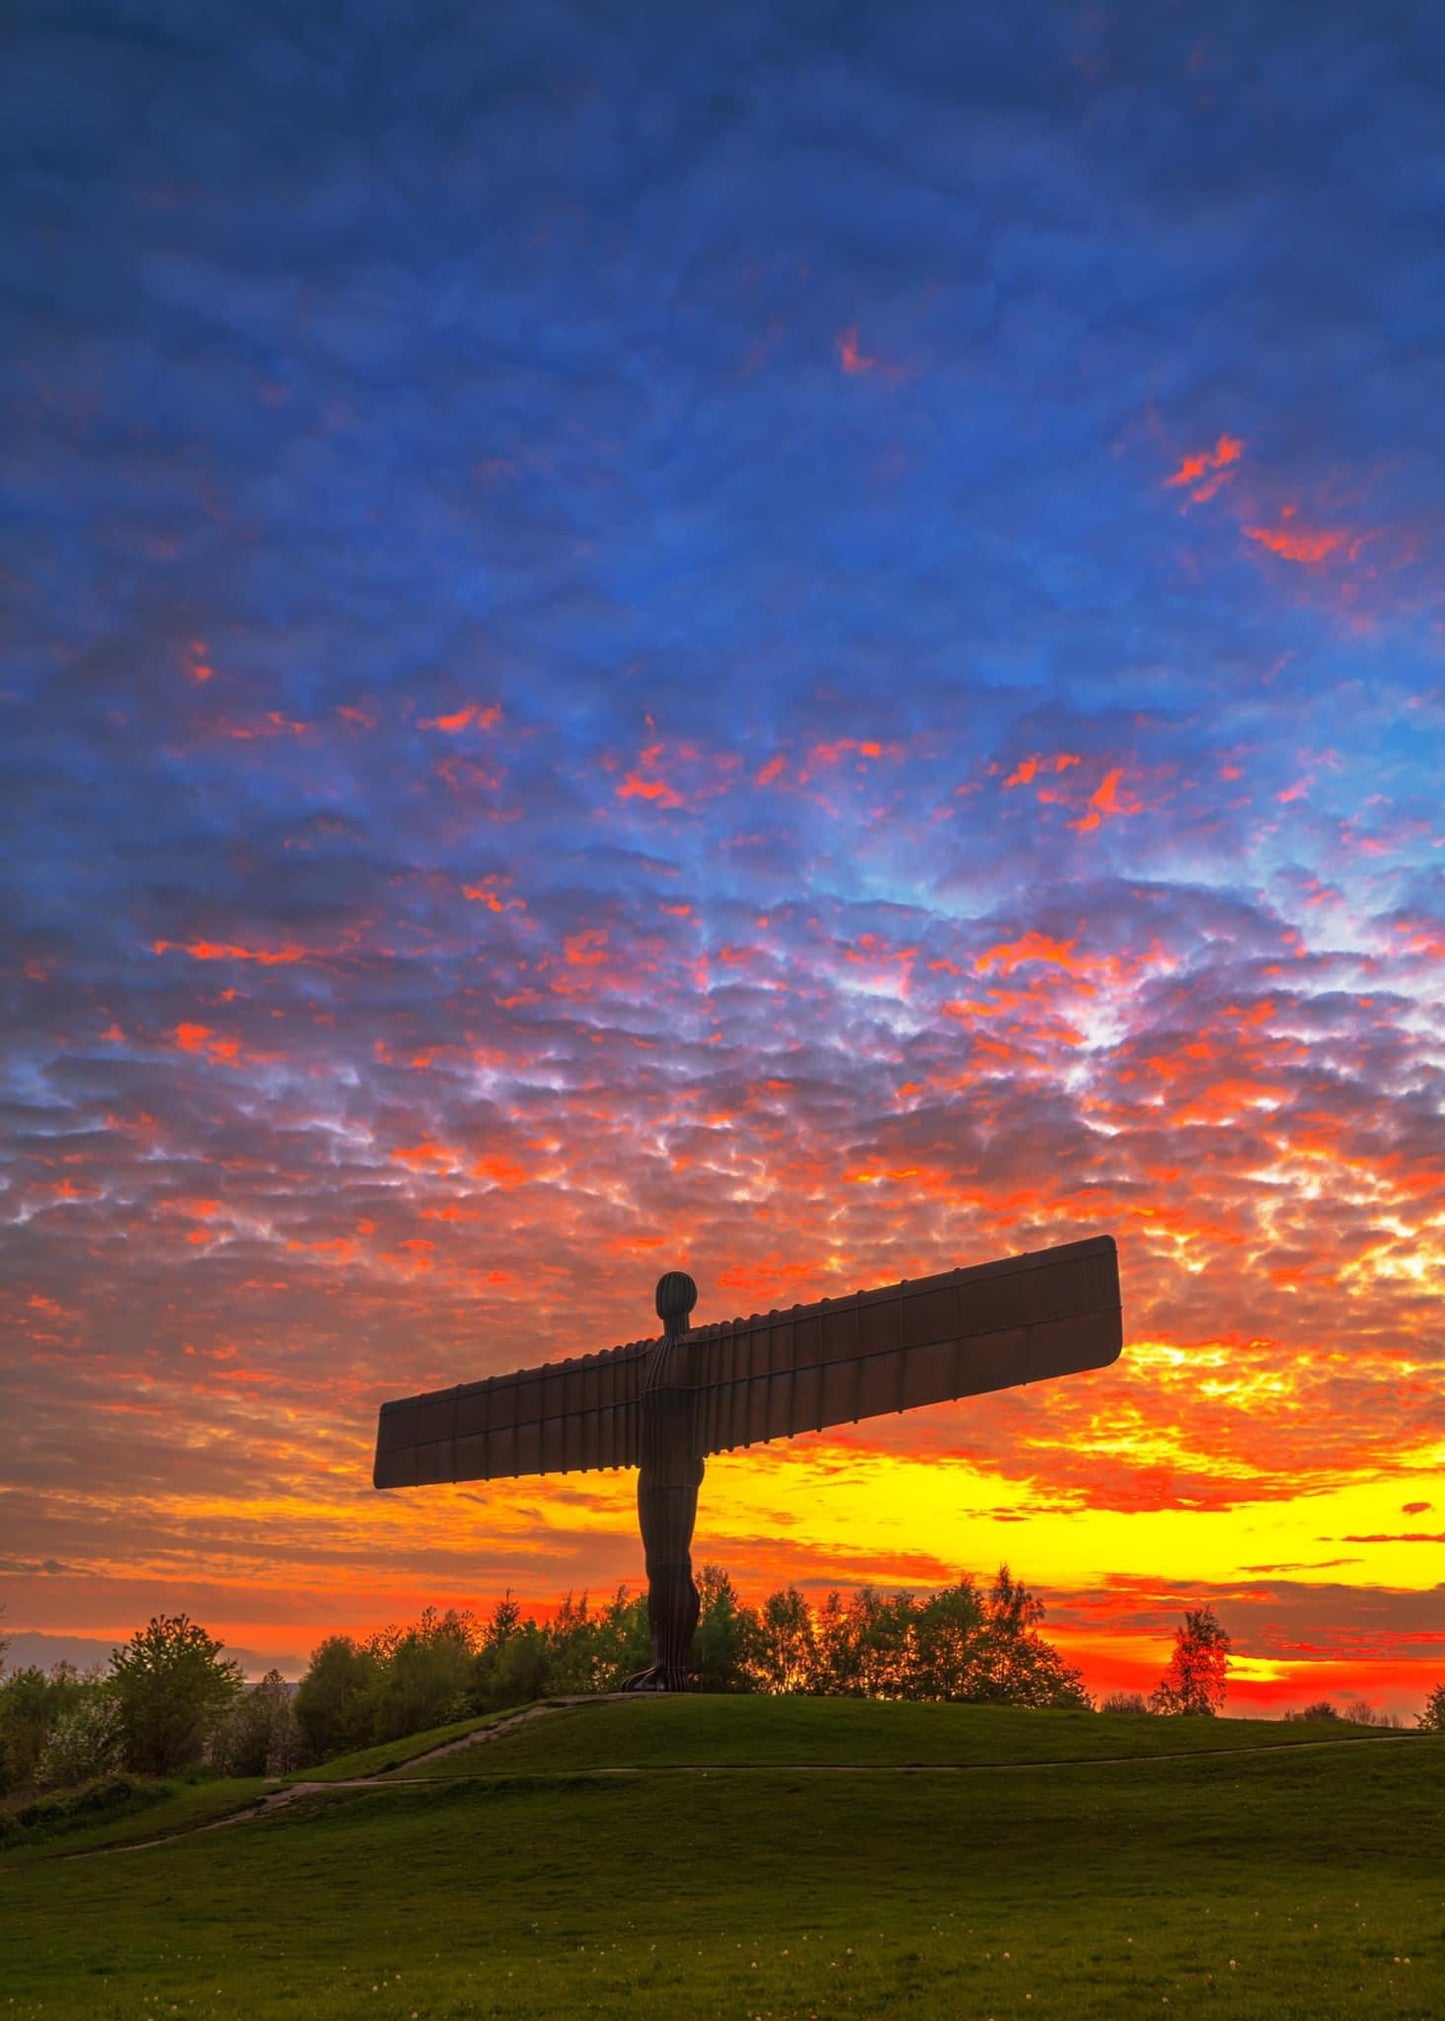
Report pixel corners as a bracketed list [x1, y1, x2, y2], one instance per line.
[1245, 521, 1348, 565]
[216, 711, 310, 740]
[836, 327, 878, 374]
[1070, 766, 1143, 833]
[617, 743, 685, 808]
[1004, 752, 1082, 789]
[563, 929, 609, 968]
[418, 702, 502, 733]
[171, 1023, 240, 1063]
[390, 1141, 462, 1171]
[461, 876, 525, 914]
[975, 932, 1090, 977]
[152, 938, 311, 966]
[1164, 434, 1244, 502]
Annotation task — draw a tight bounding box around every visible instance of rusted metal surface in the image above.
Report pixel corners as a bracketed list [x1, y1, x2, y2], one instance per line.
[372, 1235, 1121, 1489]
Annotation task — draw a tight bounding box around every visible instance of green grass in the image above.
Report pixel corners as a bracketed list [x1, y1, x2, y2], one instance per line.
[301, 1707, 525, 1782]
[1, 1775, 269, 1863]
[400, 1692, 1408, 1776]
[2, 1698, 1440, 2019]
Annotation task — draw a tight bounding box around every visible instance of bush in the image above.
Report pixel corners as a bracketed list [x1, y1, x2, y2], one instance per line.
[36, 1689, 123, 1788]
[1101, 1692, 1152, 1716]
[1417, 1682, 1445, 1733]
[0, 1663, 91, 1792]
[1342, 1699, 1403, 1729]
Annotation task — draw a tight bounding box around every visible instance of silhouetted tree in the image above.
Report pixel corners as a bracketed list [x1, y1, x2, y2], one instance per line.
[908, 1581, 987, 1700]
[970, 1566, 1091, 1709]
[1149, 1607, 1230, 1716]
[692, 1566, 750, 1692]
[811, 1587, 909, 1697]
[747, 1587, 816, 1693]
[1283, 1700, 1340, 1723]
[1418, 1683, 1445, 1733]
[110, 1616, 242, 1774]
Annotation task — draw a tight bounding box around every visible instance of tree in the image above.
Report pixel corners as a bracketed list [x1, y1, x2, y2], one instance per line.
[1418, 1682, 1445, 1733]
[209, 1671, 305, 1777]
[965, 1567, 1091, 1709]
[295, 1636, 382, 1758]
[368, 1608, 477, 1742]
[747, 1587, 816, 1693]
[908, 1580, 986, 1701]
[110, 1616, 242, 1775]
[1149, 1607, 1230, 1717]
[692, 1566, 751, 1693]
[810, 1587, 913, 1698]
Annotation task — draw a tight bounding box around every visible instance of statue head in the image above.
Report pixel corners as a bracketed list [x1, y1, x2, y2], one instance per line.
[655, 1270, 698, 1340]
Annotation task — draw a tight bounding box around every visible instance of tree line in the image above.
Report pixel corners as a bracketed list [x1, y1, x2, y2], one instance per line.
[4, 1583, 1439, 1796]
[294, 1563, 1093, 1758]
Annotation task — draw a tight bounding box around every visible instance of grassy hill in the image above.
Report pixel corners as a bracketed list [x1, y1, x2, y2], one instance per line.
[2, 1696, 1440, 2019]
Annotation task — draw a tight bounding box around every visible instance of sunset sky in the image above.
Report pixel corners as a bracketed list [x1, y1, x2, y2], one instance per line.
[4, 3, 1442, 1715]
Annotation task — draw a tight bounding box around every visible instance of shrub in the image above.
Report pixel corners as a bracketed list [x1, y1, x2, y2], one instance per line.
[0, 1663, 90, 1792]
[36, 1689, 123, 1788]
[1101, 1691, 1152, 1715]
[1342, 1699, 1403, 1729]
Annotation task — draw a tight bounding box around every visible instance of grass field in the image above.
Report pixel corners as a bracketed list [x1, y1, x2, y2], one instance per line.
[2, 1696, 1441, 2019]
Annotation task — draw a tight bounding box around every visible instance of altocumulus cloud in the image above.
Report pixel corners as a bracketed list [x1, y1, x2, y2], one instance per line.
[2, 1, 1442, 1697]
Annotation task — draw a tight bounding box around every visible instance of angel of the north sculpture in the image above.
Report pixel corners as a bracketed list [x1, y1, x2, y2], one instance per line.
[374, 1232, 1122, 1691]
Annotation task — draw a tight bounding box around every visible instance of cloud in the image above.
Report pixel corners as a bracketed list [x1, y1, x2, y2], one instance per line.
[1, 1, 1442, 1697]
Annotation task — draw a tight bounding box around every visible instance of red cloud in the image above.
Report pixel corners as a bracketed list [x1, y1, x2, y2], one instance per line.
[1245, 521, 1348, 565]
[152, 938, 310, 965]
[1069, 766, 1143, 833]
[1163, 434, 1243, 502]
[418, 703, 502, 733]
[836, 327, 879, 374]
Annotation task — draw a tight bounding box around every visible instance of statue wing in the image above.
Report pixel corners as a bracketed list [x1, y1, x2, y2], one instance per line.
[373, 1337, 651, 1487]
[694, 1234, 1121, 1458]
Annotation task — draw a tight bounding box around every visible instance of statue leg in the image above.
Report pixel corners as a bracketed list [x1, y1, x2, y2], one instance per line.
[624, 1464, 702, 1692]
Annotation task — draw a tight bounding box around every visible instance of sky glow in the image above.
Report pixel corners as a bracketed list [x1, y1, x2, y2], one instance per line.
[3, 2, 1443, 1711]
